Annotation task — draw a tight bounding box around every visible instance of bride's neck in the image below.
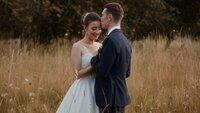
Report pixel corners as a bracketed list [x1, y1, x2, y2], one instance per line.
[82, 37, 94, 45]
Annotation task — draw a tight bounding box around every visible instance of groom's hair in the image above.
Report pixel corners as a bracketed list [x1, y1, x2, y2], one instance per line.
[104, 2, 124, 23]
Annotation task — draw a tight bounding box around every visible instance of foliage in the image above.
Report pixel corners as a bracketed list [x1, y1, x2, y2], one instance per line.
[0, 0, 199, 44]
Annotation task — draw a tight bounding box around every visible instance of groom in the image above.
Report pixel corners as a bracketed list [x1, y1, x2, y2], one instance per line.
[91, 2, 132, 113]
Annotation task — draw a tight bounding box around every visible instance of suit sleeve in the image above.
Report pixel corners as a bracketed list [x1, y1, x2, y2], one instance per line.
[126, 62, 131, 78]
[126, 46, 132, 78]
[91, 38, 116, 78]
[91, 55, 98, 67]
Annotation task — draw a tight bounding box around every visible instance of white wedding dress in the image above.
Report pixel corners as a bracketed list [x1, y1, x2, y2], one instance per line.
[56, 46, 99, 113]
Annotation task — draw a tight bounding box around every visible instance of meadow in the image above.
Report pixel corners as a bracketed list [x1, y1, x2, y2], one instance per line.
[0, 36, 200, 113]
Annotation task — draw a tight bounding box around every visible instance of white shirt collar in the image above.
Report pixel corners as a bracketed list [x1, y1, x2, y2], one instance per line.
[107, 26, 120, 35]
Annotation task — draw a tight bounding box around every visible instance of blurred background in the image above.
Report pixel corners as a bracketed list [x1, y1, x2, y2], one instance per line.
[0, 0, 199, 44]
[0, 0, 200, 113]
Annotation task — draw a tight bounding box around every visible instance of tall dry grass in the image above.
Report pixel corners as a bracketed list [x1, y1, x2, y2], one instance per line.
[0, 36, 200, 113]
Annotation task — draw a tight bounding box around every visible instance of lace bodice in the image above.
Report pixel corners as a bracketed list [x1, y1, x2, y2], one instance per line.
[81, 46, 93, 69]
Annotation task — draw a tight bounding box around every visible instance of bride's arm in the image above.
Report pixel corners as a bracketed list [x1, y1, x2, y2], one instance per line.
[75, 65, 93, 79]
[71, 43, 92, 79]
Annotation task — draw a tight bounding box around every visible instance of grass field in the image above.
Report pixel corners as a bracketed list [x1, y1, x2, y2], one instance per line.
[0, 36, 200, 113]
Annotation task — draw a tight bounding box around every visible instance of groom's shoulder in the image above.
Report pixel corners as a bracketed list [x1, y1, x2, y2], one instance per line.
[109, 32, 124, 42]
[110, 30, 125, 38]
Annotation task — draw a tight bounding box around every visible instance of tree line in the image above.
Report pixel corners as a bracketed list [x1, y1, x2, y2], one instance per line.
[0, 0, 199, 44]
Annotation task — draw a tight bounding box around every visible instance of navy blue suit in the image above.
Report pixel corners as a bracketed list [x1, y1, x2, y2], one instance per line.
[91, 29, 132, 110]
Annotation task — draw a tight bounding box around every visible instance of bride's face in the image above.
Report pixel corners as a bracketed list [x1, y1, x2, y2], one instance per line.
[85, 21, 101, 41]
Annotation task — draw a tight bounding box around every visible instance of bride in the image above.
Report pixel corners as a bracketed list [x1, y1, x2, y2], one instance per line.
[56, 12, 102, 113]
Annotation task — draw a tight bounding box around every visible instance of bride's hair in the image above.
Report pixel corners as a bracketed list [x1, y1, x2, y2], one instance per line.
[81, 12, 101, 27]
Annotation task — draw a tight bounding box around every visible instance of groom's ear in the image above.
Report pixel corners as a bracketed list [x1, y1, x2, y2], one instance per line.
[107, 14, 113, 22]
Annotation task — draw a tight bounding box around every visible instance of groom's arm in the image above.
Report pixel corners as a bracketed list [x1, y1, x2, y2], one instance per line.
[91, 56, 98, 67]
[126, 47, 132, 78]
[126, 62, 131, 78]
[91, 38, 116, 78]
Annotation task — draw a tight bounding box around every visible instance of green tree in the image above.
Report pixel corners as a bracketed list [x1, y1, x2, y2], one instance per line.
[0, 0, 199, 44]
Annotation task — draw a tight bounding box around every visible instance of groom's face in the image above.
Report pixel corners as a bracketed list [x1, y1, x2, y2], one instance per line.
[101, 8, 110, 30]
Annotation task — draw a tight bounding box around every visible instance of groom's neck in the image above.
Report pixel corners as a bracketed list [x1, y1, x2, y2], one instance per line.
[107, 22, 121, 32]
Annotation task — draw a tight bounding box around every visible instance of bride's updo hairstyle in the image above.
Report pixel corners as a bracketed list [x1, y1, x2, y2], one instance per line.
[81, 12, 101, 27]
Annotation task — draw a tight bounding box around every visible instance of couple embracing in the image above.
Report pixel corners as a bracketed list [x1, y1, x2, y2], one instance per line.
[56, 2, 132, 113]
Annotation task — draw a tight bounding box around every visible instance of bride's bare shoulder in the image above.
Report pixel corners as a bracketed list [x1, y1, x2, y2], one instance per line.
[72, 40, 83, 51]
[72, 40, 83, 47]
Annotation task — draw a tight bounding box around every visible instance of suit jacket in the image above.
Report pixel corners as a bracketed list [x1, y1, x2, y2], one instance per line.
[91, 29, 132, 107]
